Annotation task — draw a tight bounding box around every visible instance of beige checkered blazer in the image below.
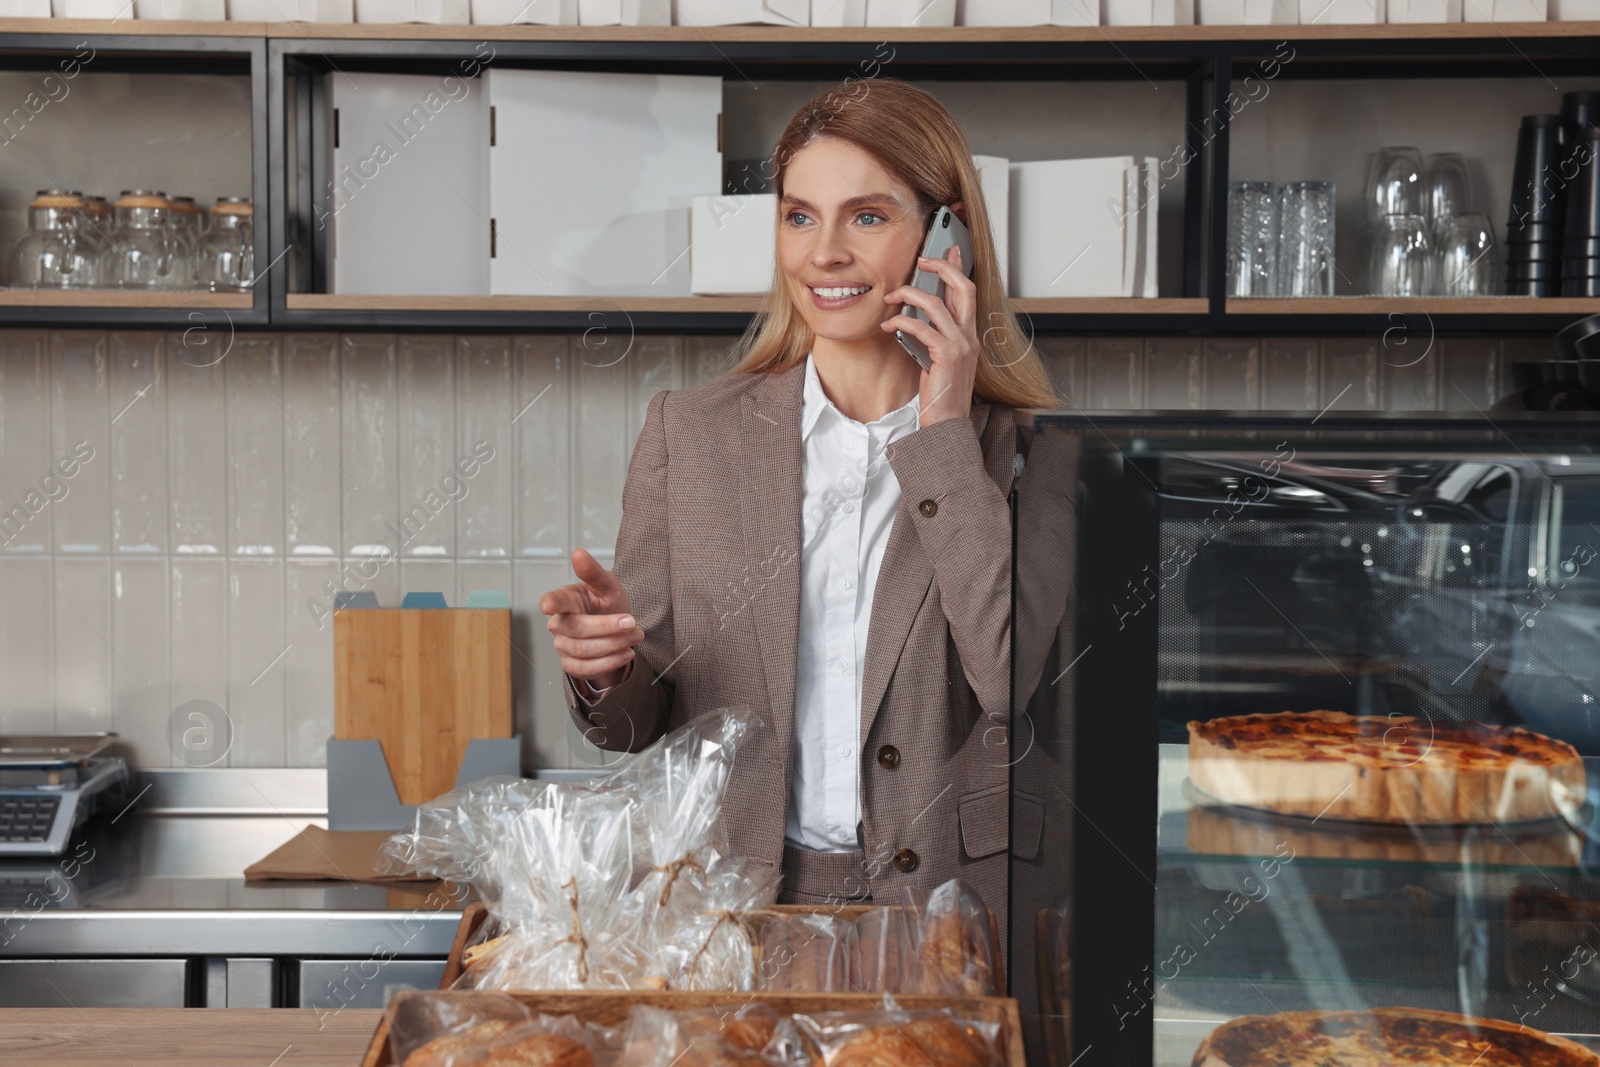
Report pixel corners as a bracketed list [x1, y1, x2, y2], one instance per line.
[565, 358, 1018, 944]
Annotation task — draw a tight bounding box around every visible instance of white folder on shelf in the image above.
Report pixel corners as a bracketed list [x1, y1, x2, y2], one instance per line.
[471, 0, 574, 22]
[487, 68, 723, 297]
[1010, 156, 1131, 299]
[578, 0, 671, 24]
[674, 0, 807, 24]
[1549, 0, 1599, 15]
[811, 0, 865, 22]
[1299, 0, 1382, 22]
[691, 194, 777, 296]
[135, 0, 225, 17]
[867, 0, 957, 24]
[958, 0, 1051, 23]
[973, 154, 1010, 295]
[354, 0, 470, 22]
[326, 72, 491, 295]
[1197, 0, 1296, 20]
[1461, 0, 1543, 17]
[227, 0, 352, 18]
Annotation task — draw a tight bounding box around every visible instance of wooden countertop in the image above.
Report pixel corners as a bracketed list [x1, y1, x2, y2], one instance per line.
[0, 1008, 381, 1065]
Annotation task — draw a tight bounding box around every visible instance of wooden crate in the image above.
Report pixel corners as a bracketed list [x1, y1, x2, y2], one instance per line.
[437, 901, 1006, 994]
[360, 989, 1026, 1067]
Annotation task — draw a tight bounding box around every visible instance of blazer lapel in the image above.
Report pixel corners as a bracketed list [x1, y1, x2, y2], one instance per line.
[738, 362, 807, 754]
[859, 399, 993, 751]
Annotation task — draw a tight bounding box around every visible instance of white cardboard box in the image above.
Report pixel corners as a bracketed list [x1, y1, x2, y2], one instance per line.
[691, 194, 776, 296]
[973, 155, 1010, 295]
[355, 0, 470, 21]
[1010, 156, 1135, 299]
[227, 0, 352, 19]
[327, 73, 491, 295]
[674, 0, 806, 23]
[1550, 0, 1600, 15]
[1461, 0, 1543, 16]
[1300, 0, 1382, 20]
[136, 0, 225, 16]
[2, 0, 55, 14]
[959, 0, 1051, 22]
[1050, 0, 1098, 21]
[471, 0, 573, 22]
[1387, 0, 1457, 17]
[578, 0, 670, 23]
[867, 0, 957, 23]
[811, 0, 865, 21]
[487, 69, 723, 297]
[1197, 0, 1295, 20]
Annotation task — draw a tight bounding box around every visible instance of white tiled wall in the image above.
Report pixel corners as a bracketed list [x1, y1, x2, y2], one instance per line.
[0, 328, 1536, 771]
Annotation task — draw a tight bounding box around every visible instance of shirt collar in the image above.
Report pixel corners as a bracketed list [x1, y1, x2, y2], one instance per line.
[800, 353, 921, 442]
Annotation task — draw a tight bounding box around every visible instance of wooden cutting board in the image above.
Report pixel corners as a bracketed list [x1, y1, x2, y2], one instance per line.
[333, 608, 512, 805]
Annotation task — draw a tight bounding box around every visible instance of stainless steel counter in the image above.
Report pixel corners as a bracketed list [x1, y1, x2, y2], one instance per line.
[0, 768, 467, 1008]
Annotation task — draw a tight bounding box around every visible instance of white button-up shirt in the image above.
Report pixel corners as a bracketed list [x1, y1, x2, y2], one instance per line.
[785, 353, 921, 853]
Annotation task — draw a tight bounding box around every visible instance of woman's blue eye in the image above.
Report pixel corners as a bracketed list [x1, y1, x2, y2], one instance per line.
[857, 212, 885, 226]
[785, 211, 810, 227]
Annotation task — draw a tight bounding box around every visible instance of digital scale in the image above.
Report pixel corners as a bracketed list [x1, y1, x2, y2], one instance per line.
[0, 734, 130, 857]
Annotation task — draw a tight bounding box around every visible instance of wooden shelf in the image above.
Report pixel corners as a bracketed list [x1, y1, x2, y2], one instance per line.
[0, 289, 255, 309]
[0, 16, 268, 34]
[286, 293, 765, 312]
[288, 293, 1208, 314]
[0, 16, 1596, 41]
[1226, 296, 1600, 315]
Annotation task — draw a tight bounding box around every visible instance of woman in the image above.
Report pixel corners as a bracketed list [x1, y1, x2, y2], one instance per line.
[539, 79, 1057, 945]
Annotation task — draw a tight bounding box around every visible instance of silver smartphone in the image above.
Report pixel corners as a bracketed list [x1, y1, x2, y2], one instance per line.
[895, 205, 974, 371]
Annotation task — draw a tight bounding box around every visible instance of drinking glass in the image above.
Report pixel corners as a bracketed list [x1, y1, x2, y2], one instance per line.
[1227, 181, 1280, 297]
[1424, 152, 1474, 232]
[1368, 214, 1433, 296]
[1277, 180, 1337, 296]
[1436, 214, 1498, 296]
[1364, 147, 1425, 232]
[195, 197, 254, 291]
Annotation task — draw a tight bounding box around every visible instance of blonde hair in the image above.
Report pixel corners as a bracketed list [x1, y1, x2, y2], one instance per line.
[726, 78, 1059, 411]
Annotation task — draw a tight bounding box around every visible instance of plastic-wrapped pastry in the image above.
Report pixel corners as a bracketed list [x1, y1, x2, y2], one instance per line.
[390, 992, 601, 1067]
[757, 913, 855, 992]
[615, 1003, 786, 1067]
[851, 907, 921, 994]
[914, 881, 997, 996]
[376, 708, 779, 992]
[797, 1004, 999, 1067]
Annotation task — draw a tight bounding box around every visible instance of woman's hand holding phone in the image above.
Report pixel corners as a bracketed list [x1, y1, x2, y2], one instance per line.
[883, 242, 980, 427]
[540, 548, 643, 689]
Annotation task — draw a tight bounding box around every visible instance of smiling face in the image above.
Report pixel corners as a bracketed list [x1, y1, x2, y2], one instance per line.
[777, 137, 930, 349]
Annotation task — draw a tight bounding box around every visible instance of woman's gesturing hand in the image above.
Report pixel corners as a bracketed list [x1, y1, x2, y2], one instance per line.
[881, 240, 981, 427]
[539, 548, 642, 689]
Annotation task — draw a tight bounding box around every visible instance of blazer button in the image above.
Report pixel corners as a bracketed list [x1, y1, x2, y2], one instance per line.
[894, 848, 918, 873]
[918, 499, 938, 518]
[877, 744, 901, 769]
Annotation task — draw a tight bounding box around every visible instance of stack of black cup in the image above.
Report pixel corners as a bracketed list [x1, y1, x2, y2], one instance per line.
[1506, 93, 1600, 297]
[1563, 92, 1600, 297]
[1507, 115, 1566, 296]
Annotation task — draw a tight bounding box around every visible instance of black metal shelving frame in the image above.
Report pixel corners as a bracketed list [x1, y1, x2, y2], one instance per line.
[2, 22, 1600, 333]
[0, 29, 270, 328]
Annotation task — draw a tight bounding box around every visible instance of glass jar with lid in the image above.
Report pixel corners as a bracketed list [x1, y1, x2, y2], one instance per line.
[195, 197, 253, 292]
[102, 190, 192, 290]
[9, 189, 95, 288]
[167, 195, 205, 281]
[73, 195, 114, 279]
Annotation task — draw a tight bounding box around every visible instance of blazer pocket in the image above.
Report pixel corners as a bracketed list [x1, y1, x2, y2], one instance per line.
[958, 785, 1009, 860]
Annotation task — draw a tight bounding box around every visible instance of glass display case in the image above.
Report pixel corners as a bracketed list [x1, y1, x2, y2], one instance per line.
[1009, 411, 1600, 1067]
